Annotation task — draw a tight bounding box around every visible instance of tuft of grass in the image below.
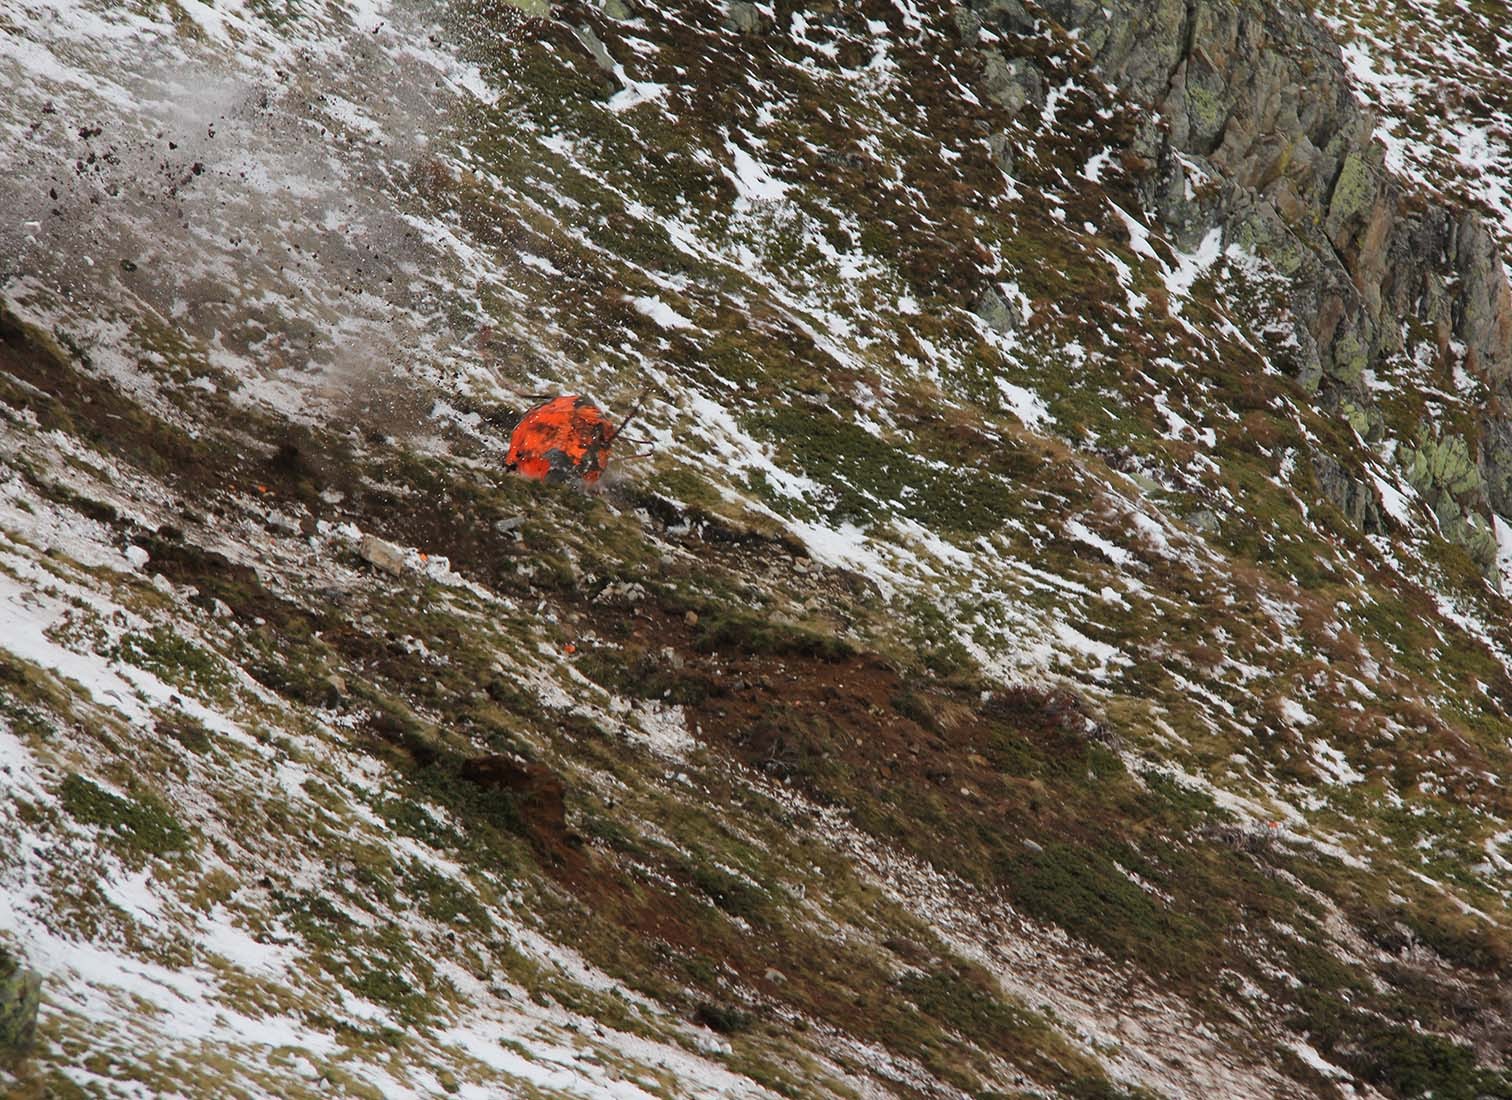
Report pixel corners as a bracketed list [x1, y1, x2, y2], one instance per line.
[694, 608, 854, 661]
[689, 862, 773, 925]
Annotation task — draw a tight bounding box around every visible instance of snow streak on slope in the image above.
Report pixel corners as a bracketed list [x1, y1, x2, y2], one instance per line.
[0, 417, 805, 1098]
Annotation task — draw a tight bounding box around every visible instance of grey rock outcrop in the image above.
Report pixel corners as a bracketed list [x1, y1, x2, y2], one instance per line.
[1034, 0, 1512, 566]
[0, 945, 40, 1060]
[1042, 0, 1512, 392]
[974, 284, 1024, 334]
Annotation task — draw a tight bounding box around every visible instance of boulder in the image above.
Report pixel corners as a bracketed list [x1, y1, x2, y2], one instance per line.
[724, 2, 764, 35]
[973, 285, 1023, 334]
[981, 54, 1045, 116]
[359, 534, 406, 576]
[0, 945, 41, 1060]
[987, 131, 1015, 175]
[1311, 452, 1383, 535]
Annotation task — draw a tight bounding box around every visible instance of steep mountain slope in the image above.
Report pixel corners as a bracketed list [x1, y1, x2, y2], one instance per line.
[1, 1, 1510, 1097]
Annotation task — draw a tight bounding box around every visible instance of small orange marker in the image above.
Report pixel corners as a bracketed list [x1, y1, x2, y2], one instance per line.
[419, 552, 429, 562]
[563, 643, 577, 655]
[256, 484, 269, 494]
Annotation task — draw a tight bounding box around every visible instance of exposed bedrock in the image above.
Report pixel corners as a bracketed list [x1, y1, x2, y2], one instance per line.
[971, 0, 1512, 562]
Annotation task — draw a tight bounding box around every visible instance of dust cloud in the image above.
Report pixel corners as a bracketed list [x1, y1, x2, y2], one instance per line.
[0, 0, 536, 441]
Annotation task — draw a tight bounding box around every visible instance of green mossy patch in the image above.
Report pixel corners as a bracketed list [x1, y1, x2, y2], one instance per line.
[744, 403, 1020, 536]
[693, 608, 854, 662]
[111, 628, 231, 697]
[996, 841, 1212, 981]
[59, 775, 190, 857]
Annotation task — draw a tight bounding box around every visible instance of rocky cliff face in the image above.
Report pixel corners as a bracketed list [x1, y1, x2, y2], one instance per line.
[3, 0, 1512, 1098]
[997, 0, 1512, 566]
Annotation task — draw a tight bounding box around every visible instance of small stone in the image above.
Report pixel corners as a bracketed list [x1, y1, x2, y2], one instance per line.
[1184, 508, 1221, 534]
[123, 544, 150, 570]
[494, 515, 525, 535]
[601, 0, 632, 18]
[979, 0, 1036, 34]
[266, 511, 300, 535]
[150, 573, 174, 595]
[764, 967, 787, 984]
[359, 533, 406, 576]
[988, 131, 1015, 175]
[437, 1069, 460, 1094]
[683, 610, 699, 627]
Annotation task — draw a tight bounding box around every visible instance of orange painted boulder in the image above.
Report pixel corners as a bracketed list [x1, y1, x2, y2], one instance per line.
[506, 395, 616, 484]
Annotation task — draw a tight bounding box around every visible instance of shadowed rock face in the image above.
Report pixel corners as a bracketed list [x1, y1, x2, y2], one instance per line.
[1019, 0, 1512, 550]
